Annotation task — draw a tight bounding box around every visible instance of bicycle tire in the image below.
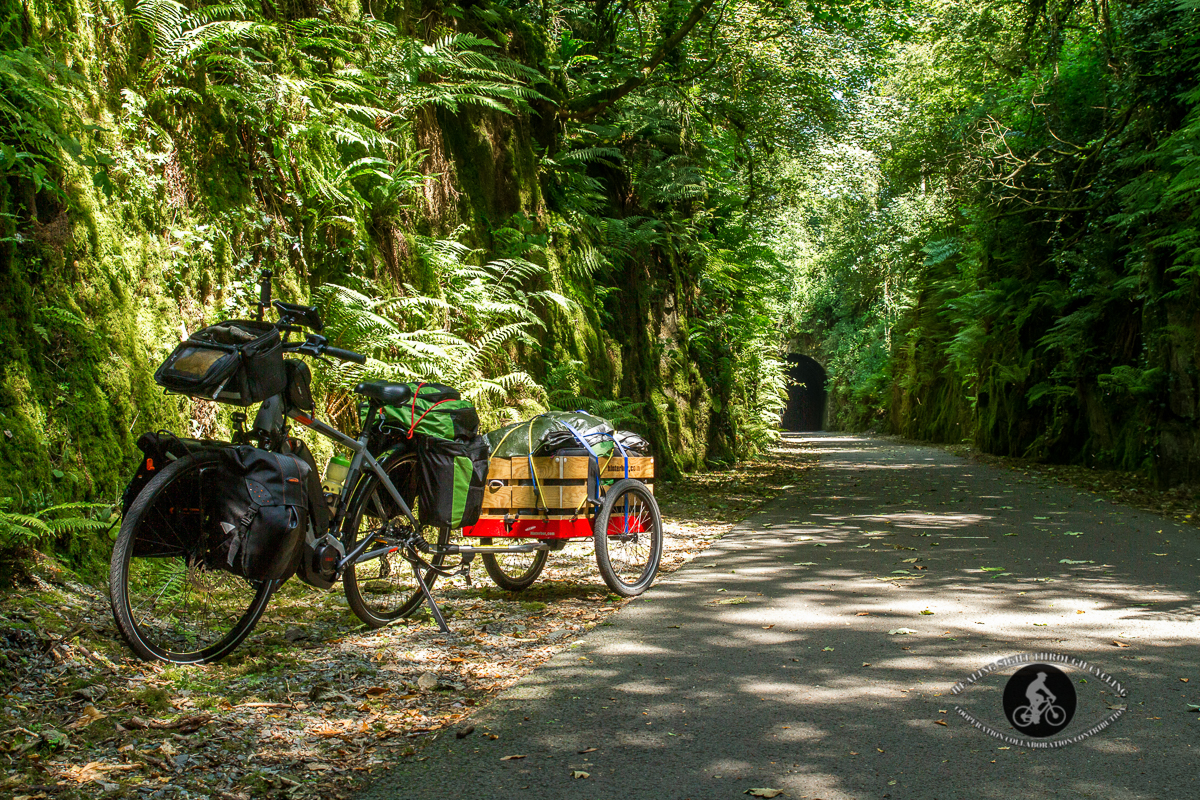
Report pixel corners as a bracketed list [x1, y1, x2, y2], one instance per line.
[109, 450, 273, 664]
[1044, 704, 1066, 726]
[480, 538, 548, 592]
[1012, 705, 1035, 727]
[593, 478, 663, 597]
[341, 451, 449, 627]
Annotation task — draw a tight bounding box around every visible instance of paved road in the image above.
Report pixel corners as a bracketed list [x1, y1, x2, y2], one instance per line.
[358, 433, 1200, 800]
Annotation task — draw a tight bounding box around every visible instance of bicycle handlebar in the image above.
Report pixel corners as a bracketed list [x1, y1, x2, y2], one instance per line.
[284, 335, 366, 364]
[324, 345, 366, 364]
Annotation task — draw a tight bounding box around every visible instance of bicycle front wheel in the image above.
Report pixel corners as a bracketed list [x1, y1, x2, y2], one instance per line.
[342, 452, 449, 627]
[109, 450, 273, 664]
[593, 478, 663, 597]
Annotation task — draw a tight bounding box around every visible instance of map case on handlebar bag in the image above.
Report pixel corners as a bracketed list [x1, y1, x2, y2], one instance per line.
[154, 320, 286, 406]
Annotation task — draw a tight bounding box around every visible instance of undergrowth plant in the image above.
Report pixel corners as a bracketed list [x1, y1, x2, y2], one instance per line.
[313, 235, 574, 432]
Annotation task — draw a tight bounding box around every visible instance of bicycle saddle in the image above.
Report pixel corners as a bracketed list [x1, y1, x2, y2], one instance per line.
[354, 380, 413, 406]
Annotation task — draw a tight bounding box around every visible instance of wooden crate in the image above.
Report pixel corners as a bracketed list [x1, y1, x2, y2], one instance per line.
[465, 455, 653, 539]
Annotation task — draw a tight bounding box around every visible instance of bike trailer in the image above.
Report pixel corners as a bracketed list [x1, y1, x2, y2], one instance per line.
[155, 320, 286, 406]
[464, 453, 654, 539]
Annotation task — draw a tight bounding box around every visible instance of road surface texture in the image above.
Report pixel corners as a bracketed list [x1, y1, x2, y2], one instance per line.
[358, 433, 1199, 800]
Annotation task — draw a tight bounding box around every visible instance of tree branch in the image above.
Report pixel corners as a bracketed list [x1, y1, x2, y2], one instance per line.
[566, 0, 718, 120]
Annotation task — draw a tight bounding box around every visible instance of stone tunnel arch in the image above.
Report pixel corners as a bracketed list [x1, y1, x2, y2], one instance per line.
[781, 354, 827, 431]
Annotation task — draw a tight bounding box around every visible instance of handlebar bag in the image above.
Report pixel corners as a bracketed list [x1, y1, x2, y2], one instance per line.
[211, 446, 309, 581]
[416, 434, 490, 529]
[155, 320, 286, 406]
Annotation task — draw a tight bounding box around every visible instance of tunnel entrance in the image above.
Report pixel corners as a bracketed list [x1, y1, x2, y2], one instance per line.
[781, 355, 827, 431]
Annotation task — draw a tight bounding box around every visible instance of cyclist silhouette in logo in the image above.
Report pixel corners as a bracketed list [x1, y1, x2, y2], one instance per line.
[1012, 670, 1066, 728]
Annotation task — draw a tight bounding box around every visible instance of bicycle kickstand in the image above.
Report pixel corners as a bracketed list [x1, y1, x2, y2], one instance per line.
[411, 561, 450, 633]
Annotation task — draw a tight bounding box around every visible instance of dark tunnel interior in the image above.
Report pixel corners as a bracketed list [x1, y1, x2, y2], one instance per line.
[781, 354, 827, 431]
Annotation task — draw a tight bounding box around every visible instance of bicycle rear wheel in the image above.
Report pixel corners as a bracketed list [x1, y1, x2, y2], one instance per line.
[109, 450, 273, 664]
[593, 479, 663, 597]
[341, 452, 449, 627]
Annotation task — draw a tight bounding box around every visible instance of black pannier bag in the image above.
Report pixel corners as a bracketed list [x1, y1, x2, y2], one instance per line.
[124, 432, 229, 558]
[154, 320, 286, 406]
[416, 434, 490, 530]
[282, 436, 329, 534]
[122, 431, 221, 515]
[212, 447, 310, 581]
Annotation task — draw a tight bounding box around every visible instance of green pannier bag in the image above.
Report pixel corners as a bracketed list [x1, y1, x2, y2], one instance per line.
[362, 382, 488, 529]
[416, 434, 489, 530]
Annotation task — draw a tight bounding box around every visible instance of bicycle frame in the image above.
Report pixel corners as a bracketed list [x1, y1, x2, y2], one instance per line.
[280, 403, 557, 632]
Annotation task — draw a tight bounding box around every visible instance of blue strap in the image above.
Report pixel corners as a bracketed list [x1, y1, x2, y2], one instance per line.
[559, 420, 603, 502]
[607, 432, 629, 478]
[558, 420, 601, 458]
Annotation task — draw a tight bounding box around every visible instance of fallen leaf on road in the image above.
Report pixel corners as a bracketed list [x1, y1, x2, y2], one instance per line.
[1064, 531, 1083, 536]
[500, 754, 526, 761]
[1187, 704, 1200, 712]
[934, 719, 948, 726]
[794, 562, 817, 566]
[823, 647, 834, 651]
[65, 762, 138, 783]
[920, 610, 934, 615]
[902, 558, 919, 563]
[572, 770, 590, 779]
[715, 597, 748, 605]
[980, 567, 1005, 572]
[856, 612, 871, 616]
[1059, 559, 1094, 565]
[1182, 678, 1190, 683]
[1113, 641, 1130, 647]
[888, 628, 918, 635]
[578, 747, 598, 754]
[66, 704, 106, 729]
[745, 789, 783, 798]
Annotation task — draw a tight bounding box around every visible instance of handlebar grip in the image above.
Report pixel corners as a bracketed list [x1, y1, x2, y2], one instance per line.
[324, 345, 366, 364]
